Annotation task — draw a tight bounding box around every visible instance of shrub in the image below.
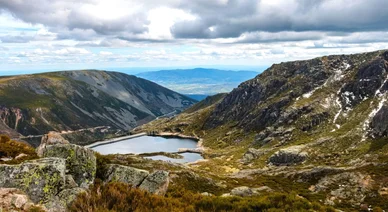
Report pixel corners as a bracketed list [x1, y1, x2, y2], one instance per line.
[0, 134, 38, 164]
[70, 181, 334, 212]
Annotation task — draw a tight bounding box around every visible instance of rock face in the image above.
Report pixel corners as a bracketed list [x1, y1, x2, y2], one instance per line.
[268, 145, 308, 166]
[36, 132, 70, 157]
[311, 172, 373, 206]
[0, 188, 44, 212]
[0, 158, 66, 203]
[370, 103, 388, 137]
[104, 164, 149, 187]
[41, 144, 96, 188]
[139, 170, 170, 196]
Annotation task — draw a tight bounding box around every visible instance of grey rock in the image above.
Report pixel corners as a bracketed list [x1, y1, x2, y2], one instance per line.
[41, 144, 96, 188]
[36, 132, 70, 157]
[104, 164, 149, 187]
[269, 145, 308, 166]
[139, 170, 169, 196]
[0, 158, 66, 204]
[241, 148, 267, 164]
[230, 186, 273, 197]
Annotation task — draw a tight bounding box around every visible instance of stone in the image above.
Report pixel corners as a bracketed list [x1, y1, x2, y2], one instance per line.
[268, 145, 308, 166]
[0, 158, 66, 203]
[56, 187, 86, 208]
[230, 186, 273, 197]
[139, 170, 169, 196]
[41, 144, 96, 188]
[104, 164, 149, 187]
[241, 148, 266, 164]
[65, 175, 78, 189]
[0, 188, 45, 211]
[201, 192, 213, 196]
[15, 153, 28, 160]
[312, 172, 373, 206]
[36, 132, 70, 157]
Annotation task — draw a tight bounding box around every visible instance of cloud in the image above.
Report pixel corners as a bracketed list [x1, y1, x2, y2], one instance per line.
[171, 0, 388, 39]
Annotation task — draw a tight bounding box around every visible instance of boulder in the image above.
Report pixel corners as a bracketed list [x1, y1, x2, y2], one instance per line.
[104, 164, 149, 187]
[269, 145, 308, 166]
[0, 188, 45, 211]
[41, 144, 96, 188]
[241, 148, 266, 164]
[230, 186, 273, 197]
[0, 158, 66, 203]
[139, 170, 169, 195]
[37, 132, 70, 157]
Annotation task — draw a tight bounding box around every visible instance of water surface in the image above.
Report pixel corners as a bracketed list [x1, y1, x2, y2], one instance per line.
[92, 136, 202, 163]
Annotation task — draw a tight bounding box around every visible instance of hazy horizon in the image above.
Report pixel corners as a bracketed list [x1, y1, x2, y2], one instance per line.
[1, 0, 388, 74]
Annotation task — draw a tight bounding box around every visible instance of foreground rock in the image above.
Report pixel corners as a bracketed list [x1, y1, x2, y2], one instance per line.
[0, 158, 66, 203]
[139, 170, 170, 195]
[41, 144, 96, 188]
[269, 145, 308, 166]
[0, 188, 45, 211]
[104, 164, 149, 186]
[36, 132, 70, 157]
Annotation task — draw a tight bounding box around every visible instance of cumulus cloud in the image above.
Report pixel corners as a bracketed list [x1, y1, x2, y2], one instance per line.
[1, 0, 388, 70]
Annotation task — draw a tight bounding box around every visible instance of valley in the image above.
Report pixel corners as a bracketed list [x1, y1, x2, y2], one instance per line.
[1, 49, 388, 211]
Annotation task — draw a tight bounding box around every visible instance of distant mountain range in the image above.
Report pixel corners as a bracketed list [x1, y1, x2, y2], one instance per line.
[0, 70, 196, 145]
[135, 68, 259, 95]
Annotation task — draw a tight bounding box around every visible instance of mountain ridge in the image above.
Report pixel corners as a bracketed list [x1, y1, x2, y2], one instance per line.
[136, 49, 388, 209]
[135, 68, 259, 94]
[0, 70, 196, 145]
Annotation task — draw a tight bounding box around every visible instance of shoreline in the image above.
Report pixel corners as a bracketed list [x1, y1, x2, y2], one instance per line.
[151, 132, 205, 151]
[85, 132, 147, 148]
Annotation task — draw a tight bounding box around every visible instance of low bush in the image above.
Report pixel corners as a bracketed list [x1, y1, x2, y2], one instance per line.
[0, 134, 38, 164]
[70, 181, 335, 212]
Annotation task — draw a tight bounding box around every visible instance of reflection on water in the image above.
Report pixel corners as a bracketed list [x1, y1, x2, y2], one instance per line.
[91, 136, 203, 163]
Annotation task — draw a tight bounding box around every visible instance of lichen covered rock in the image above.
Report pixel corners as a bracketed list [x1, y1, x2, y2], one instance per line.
[139, 170, 169, 195]
[269, 145, 308, 166]
[41, 144, 96, 188]
[0, 158, 66, 203]
[104, 164, 149, 187]
[36, 132, 70, 157]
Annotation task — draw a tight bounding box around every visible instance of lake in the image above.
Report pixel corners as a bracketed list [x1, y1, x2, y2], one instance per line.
[91, 135, 203, 163]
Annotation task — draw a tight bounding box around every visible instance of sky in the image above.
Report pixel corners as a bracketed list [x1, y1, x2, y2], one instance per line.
[0, 0, 388, 74]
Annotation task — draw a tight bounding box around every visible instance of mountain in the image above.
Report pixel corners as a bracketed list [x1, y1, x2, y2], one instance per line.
[0, 70, 196, 145]
[137, 50, 388, 210]
[135, 68, 259, 95]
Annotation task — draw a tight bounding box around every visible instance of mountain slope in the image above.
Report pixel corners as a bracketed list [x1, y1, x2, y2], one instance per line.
[136, 50, 388, 209]
[135, 68, 259, 94]
[0, 70, 196, 142]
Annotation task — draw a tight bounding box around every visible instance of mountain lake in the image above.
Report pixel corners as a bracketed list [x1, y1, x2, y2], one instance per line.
[91, 135, 203, 163]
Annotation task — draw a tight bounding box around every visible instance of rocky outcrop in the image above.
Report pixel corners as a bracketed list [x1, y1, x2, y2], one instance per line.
[230, 186, 273, 197]
[103, 164, 170, 196]
[0, 188, 45, 211]
[268, 145, 308, 166]
[36, 132, 70, 157]
[104, 164, 149, 187]
[41, 144, 96, 188]
[0, 158, 66, 203]
[311, 172, 373, 206]
[369, 103, 388, 137]
[241, 148, 268, 164]
[139, 170, 170, 196]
